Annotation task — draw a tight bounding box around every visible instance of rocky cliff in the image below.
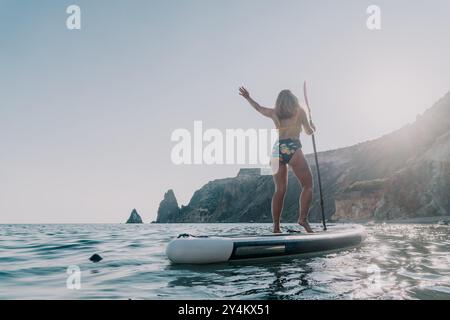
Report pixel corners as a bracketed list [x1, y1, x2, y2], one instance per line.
[156, 92, 450, 223]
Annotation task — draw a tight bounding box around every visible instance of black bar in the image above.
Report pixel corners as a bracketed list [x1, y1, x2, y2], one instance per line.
[0, 300, 441, 318]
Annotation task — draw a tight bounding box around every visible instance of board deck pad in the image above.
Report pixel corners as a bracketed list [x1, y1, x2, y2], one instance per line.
[203, 224, 337, 238]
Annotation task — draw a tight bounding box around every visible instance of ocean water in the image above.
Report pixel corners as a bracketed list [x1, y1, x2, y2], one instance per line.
[0, 223, 449, 300]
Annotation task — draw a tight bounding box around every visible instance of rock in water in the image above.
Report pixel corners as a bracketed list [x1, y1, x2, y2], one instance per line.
[156, 190, 180, 223]
[89, 253, 103, 263]
[126, 208, 143, 224]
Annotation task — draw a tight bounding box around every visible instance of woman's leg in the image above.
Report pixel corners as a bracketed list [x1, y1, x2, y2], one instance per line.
[271, 162, 288, 233]
[289, 150, 314, 233]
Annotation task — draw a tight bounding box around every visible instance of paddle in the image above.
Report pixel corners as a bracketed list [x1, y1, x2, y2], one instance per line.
[303, 81, 327, 231]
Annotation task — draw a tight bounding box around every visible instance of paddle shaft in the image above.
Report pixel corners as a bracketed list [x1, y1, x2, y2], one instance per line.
[303, 82, 327, 231]
[310, 133, 327, 231]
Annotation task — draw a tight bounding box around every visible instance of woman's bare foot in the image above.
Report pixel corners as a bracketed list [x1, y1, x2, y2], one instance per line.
[273, 225, 282, 233]
[298, 220, 314, 233]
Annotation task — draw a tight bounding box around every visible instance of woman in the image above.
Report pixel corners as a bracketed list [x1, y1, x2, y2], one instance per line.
[239, 87, 315, 233]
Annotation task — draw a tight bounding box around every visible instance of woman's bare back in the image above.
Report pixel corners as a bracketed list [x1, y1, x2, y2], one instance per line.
[273, 107, 312, 139]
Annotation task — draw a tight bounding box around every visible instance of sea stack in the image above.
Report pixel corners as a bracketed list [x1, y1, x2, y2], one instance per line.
[156, 190, 180, 223]
[126, 208, 143, 224]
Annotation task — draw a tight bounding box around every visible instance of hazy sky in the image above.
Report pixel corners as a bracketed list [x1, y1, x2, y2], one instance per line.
[1, 0, 450, 223]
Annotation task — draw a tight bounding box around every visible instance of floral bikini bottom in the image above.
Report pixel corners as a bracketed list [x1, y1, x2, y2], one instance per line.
[272, 138, 302, 165]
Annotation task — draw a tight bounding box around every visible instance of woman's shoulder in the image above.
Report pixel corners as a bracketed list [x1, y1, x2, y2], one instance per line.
[298, 105, 307, 115]
[297, 106, 309, 121]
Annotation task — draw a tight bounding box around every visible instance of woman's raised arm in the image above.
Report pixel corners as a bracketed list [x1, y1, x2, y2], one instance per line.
[239, 87, 274, 119]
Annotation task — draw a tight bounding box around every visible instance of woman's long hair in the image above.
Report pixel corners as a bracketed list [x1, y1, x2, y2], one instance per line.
[274, 90, 300, 120]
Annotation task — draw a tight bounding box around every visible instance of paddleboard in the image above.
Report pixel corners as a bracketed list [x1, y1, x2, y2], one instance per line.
[166, 224, 366, 264]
